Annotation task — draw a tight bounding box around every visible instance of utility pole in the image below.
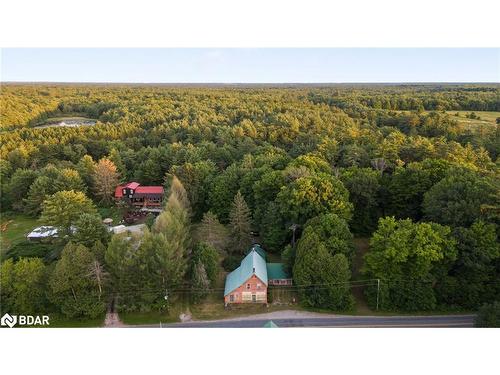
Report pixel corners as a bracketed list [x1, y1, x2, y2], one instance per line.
[376, 279, 380, 311]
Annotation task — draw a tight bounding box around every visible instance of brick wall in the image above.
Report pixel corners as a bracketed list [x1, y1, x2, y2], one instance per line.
[224, 274, 267, 304]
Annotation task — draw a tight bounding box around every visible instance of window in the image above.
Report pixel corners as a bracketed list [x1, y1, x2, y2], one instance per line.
[257, 283, 261, 290]
[246, 283, 251, 290]
[252, 294, 256, 303]
[229, 294, 234, 302]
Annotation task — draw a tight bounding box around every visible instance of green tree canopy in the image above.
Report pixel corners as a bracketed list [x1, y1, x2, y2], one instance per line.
[277, 173, 353, 225]
[293, 230, 353, 311]
[423, 169, 498, 227]
[72, 213, 110, 248]
[40, 190, 97, 234]
[49, 242, 106, 318]
[364, 217, 457, 311]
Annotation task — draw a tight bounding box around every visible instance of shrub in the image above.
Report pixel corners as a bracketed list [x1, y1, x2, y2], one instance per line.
[475, 302, 500, 327]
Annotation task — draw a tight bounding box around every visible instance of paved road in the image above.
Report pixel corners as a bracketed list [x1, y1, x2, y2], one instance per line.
[138, 314, 475, 328]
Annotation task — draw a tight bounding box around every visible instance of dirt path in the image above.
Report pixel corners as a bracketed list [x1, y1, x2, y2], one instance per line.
[104, 297, 126, 327]
[104, 312, 126, 327]
[352, 238, 373, 314]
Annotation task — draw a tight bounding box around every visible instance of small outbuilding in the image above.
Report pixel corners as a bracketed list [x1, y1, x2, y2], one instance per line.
[26, 226, 59, 241]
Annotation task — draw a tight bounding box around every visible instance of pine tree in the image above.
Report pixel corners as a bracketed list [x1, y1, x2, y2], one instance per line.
[228, 191, 252, 254]
[191, 261, 210, 303]
[197, 211, 229, 252]
[108, 148, 126, 182]
[77, 155, 96, 190]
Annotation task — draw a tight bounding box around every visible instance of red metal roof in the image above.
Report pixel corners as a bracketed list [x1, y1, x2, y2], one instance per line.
[125, 182, 140, 190]
[135, 186, 164, 195]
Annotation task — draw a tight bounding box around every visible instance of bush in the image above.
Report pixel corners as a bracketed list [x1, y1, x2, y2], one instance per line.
[3, 240, 63, 263]
[222, 255, 242, 272]
[475, 302, 500, 327]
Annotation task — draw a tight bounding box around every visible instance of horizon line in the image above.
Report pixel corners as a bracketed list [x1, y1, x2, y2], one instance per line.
[2, 81, 499, 85]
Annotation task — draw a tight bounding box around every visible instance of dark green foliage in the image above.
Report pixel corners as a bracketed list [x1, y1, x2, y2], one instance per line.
[387, 159, 451, 221]
[190, 261, 210, 304]
[259, 201, 289, 253]
[293, 230, 354, 311]
[191, 242, 219, 287]
[423, 169, 498, 227]
[340, 167, 381, 234]
[475, 302, 500, 327]
[170, 160, 218, 220]
[4, 168, 39, 211]
[436, 221, 500, 309]
[228, 191, 253, 255]
[0, 258, 49, 315]
[3, 240, 64, 263]
[303, 213, 354, 262]
[222, 255, 243, 272]
[49, 242, 107, 319]
[72, 213, 110, 248]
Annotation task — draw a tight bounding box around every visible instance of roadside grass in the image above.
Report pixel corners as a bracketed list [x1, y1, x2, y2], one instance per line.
[0, 213, 39, 256]
[47, 315, 105, 328]
[120, 309, 183, 325]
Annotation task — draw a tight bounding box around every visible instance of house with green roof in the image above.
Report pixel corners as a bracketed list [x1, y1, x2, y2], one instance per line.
[224, 244, 292, 305]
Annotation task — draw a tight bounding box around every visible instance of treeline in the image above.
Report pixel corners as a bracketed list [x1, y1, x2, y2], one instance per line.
[308, 84, 500, 111]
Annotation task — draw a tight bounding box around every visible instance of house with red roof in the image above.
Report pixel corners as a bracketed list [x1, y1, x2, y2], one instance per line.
[115, 182, 164, 210]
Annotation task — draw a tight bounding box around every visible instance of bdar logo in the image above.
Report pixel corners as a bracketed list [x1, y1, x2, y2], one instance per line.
[1, 313, 17, 328]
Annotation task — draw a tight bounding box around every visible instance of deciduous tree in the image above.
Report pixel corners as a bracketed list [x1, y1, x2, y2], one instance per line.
[40, 190, 97, 234]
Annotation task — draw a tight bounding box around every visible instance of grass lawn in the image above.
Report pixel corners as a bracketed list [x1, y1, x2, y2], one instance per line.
[444, 110, 499, 130]
[0, 213, 39, 256]
[47, 315, 105, 328]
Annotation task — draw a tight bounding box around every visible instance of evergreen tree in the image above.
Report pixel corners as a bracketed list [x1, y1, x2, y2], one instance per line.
[191, 261, 210, 303]
[77, 155, 96, 190]
[228, 191, 252, 254]
[72, 213, 110, 248]
[196, 211, 229, 252]
[191, 242, 219, 286]
[108, 148, 126, 182]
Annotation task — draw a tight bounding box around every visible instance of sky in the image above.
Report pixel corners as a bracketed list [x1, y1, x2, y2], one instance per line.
[1, 48, 499, 83]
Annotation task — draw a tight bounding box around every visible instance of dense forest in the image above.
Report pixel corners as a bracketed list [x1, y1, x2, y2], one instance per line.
[1, 83, 499, 322]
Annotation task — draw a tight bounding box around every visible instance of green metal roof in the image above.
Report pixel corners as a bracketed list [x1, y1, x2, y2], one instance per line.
[263, 320, 279, 328]
[266, 263, 290, 280]
[224, 248, 268, 296]
[246, 243, 266, 260]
